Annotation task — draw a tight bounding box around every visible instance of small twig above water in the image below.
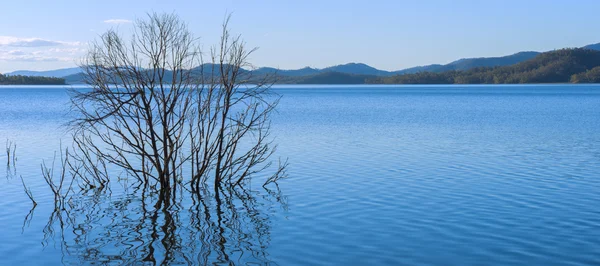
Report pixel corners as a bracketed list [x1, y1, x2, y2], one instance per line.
[20, 175, 37, 207]
[41, 145, 75, 211]
[263, 158, 289, 187]
[5, 139, 9, 165]
[5, 140, 17, 179]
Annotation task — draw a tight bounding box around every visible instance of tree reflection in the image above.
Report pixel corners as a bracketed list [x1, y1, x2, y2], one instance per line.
[36, 181, 285, 265]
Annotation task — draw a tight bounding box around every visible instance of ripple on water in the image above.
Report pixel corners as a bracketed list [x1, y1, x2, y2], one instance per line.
[3, 85, 600, 265]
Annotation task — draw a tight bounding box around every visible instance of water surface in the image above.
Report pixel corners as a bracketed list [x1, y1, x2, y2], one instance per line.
[1, 84, 600, 265]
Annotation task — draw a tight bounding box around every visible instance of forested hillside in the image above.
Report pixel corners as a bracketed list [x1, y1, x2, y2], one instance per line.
[0, 73, 65, 85]
[369, 49, 600, 84]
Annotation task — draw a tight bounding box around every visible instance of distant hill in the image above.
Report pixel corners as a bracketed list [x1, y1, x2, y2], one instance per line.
[64, 64, 253, 84]
[394, 51, 540, 74]
[393, 64, 445, 75]
[64, 67, 373, 85]
[583, 43, 600, 51]
[446, 51, 541, 70]
[392, 42, 600, 75]
[321, 63, 392, 76]
[252, 63, 391, 77]
[13, 42, 600, 84]
[253, 66, 320, 77]
[369, 48, 600, 84]
[0, 73, 65, 85]
[64, 72, 85, 84]
[279, 72, 375, 84]
[6, 67, 82, 78]
[57, 51, 553, 82]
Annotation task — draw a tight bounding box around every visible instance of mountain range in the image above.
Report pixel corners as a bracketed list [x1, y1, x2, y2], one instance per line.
[6, 67, 83, 78]
[370, 48, 600, 84]
[394, 51, 541, 74]
[3, 42, 600, 84]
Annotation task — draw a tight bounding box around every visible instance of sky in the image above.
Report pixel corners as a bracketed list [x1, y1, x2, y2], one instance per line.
[0, 0, 599, 73]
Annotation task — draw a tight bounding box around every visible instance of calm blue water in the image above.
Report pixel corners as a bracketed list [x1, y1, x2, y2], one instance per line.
[1, 84, 600, 265]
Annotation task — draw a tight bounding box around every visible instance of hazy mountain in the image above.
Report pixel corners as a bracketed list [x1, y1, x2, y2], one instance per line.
[0, 73, 65, 85]
[254, 64, 389, 76]
[50, 52, 548, 82]
[582, 42, 600, 51]
[63, 73, 85, 84]
[446, 51, 540, 70]
[64, 64, 251, 84]
[16, 42, 600, 85]
[393, 64, 445, 75]
[279, 72, 375, 84]
[253, 66, 320, 76]
[394, 51, 540, 74]
[321, 63, 392, 76]
[6, 67, 82, 78]
[371, 48, 600, 84]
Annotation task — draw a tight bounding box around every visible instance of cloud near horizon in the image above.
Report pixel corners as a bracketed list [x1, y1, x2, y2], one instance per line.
[0, 36, 84, 63]
[0, 50, 69, 62]
[103, 19, 132, 24]
[0, 36, 81, 47]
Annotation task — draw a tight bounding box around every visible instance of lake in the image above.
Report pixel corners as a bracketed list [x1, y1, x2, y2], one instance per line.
[1, 84, 600, 265]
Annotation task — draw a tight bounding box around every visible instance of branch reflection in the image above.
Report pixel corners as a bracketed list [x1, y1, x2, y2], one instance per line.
[38, 182, 286, 265]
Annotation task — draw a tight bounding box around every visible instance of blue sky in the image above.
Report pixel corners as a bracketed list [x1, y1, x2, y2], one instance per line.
[1, 0, 599, 73]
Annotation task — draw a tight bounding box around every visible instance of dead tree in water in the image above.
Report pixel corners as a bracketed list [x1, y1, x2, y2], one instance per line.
[6, 139, 16, 166]
[69, 13, 283, 193]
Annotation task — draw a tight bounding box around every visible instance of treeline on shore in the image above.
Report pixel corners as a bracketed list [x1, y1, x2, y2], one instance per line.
[367, 48, 600, 84]
[257, 48, 600, 84]
[8, 48, 600, 85]
[0, 73, 65, 85]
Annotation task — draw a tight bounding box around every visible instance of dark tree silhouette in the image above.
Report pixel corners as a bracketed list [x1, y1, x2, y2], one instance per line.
[68, 13, 285, 195]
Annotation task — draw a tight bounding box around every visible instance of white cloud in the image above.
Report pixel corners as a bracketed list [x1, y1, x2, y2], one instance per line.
[7, 50, 25, 56]
[103, 19, 132, 24]
[0, 37, 86, 70]
[0, 42, 85, 64]
[0, 36, 85, 65]
[49, 47, 87, 54]
[0, 50, 70, 62]
[0, 36, 81, 47]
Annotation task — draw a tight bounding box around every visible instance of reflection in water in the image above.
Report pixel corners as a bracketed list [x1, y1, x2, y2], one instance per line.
[30, 180, 287, 265]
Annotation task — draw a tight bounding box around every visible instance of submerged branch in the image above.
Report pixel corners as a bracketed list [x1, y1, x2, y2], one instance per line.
[20, 175, 37, 207]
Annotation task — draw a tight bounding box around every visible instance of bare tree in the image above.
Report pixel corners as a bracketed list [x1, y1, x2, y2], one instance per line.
[69, 13, 284, 194]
